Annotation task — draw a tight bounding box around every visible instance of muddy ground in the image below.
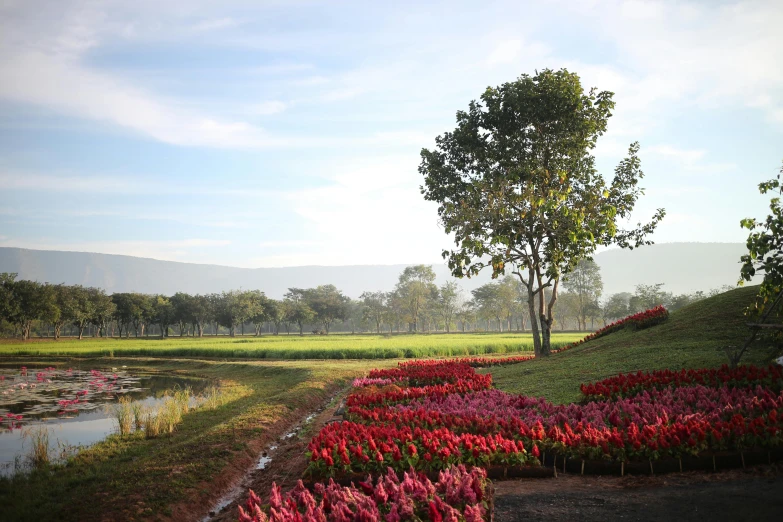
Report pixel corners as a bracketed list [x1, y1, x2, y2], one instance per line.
[494, 464, 783, 521]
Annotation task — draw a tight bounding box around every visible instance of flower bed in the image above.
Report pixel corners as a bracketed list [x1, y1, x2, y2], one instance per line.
[243, 358, 783, 520]
[308, 360, 783, 478]
[555, 305, 670, 354]
[580, 364, 783, 401]
[239, 465, 491, 522]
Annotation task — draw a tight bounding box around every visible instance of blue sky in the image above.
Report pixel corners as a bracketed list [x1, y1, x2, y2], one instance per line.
[0, 0, 781, 267]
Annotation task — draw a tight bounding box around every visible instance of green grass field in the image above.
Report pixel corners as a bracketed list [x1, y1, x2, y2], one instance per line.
[487, 285, 776, 404]
[0, 332, 585, 360]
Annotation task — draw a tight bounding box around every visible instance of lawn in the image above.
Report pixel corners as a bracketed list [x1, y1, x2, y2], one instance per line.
[487, 285, 776, 403]
[0, 332, 584, 360]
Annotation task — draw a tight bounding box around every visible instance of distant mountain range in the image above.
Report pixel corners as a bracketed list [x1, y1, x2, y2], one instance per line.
[0, 243, 756, 299]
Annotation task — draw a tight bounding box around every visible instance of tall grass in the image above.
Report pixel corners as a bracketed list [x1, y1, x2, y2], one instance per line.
[132, 401, 145, 431]
[111, 396, 134, 437]
[22, 426, 50, 469]
[0, 332, 583, 360]
[143, 407, 161, 438]
[201, 385, 227, 410]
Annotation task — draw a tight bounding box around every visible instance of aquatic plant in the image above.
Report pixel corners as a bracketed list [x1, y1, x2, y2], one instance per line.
[22, 425, 50, 469]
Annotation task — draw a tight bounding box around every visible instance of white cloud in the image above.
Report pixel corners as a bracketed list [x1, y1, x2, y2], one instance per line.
[646, 145, 706, 164]
[258, 155, 449, 267]
[486, 39, 523, 66]
[250, 101, 288, 115]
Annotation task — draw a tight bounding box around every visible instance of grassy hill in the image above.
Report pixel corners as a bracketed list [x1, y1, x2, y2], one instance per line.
[488, 285, 777, 404]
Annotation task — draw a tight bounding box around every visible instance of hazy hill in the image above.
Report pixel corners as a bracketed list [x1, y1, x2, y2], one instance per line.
[0, 243, 754, 298]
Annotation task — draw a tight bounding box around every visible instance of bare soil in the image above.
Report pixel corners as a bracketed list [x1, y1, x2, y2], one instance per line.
[494, 464, 783, 522]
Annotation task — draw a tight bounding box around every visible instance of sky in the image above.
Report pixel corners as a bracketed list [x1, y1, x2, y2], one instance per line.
[0, 0, 781, 268]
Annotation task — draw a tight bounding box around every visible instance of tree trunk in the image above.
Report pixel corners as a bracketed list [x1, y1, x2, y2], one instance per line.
[520, 268, 542, 356]
[537, 278, 559, 356]
[78, 325, 85, 340]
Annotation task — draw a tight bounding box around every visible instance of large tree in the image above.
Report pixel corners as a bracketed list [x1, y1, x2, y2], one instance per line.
[561, 259, 603, 331]
[419, 69, 664, 356]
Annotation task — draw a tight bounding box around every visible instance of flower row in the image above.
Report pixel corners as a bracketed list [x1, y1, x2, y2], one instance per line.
[580, 364, 783, 401]
[556, 305, 670, 353]
[239, 465, 490, 522]
[306, 421, 538, 477]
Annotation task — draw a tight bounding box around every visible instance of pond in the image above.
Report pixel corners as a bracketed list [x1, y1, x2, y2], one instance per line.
[0, 366, 211, 476]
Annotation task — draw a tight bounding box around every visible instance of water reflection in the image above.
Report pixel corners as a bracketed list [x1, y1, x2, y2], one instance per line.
[0, 366, 210, 476]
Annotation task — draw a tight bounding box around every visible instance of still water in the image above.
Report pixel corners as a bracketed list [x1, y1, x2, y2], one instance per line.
[0, 366, 209, 475]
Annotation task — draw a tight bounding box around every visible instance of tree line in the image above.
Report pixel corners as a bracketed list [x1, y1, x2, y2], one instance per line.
[0, 262, 731, 340]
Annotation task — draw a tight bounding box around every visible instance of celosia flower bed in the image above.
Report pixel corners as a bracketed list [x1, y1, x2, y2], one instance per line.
[555, 305, 671, 354]
[242, 358, 783, 521]
[580, 364, 783, 401]
[239, 465, 490, 522]
[307, 360, 783, 478]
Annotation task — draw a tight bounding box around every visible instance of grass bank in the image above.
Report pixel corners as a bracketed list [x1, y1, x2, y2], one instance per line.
[0, 357, 390, 521]
[488, 286, 776, 404]
[0, 332, 583, 360]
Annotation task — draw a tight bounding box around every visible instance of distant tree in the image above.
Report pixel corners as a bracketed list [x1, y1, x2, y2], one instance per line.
[87, 288, 115, 338]
[246, 290, 269, 336]
[456, 300, 476, 332]
[170, 292, 195, 337]
[284, 297, 315, 336]
[668, 293, 695, 312]
[344, 299, 367, 334]
[264, 298, 285, 335]
[497, 276, 520, 332]
[360, 291, 389, 334]
[151, 295, 174, 338]
[630, 283, 671, 312]
[554, 292, 580, 330]
[215, 290, 254, 337]
[602, 292, 631, 323]
[395, 265, 437, 332]
[419, 69, 664, 356]
[562, 259, 603, 330]
[129, 293, 153, 337]
[191, 294, 213, 337]
[112, 293, 137, 338]
[6, 280, 56, 340]
[0, 274, 17, 334]
[386, 291, 407, 333]
[472, 283, 503, 331]
[302, 285, 349, 334]
[436, 281, 461, 333]
[53, 284, 89, 340]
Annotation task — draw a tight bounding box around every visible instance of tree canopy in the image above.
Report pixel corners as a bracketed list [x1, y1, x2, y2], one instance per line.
[419, 68, 664, 356]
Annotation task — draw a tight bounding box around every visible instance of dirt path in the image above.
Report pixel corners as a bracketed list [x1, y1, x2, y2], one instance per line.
[494, 464, 783, 521]
[204, 392, 347, 522]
